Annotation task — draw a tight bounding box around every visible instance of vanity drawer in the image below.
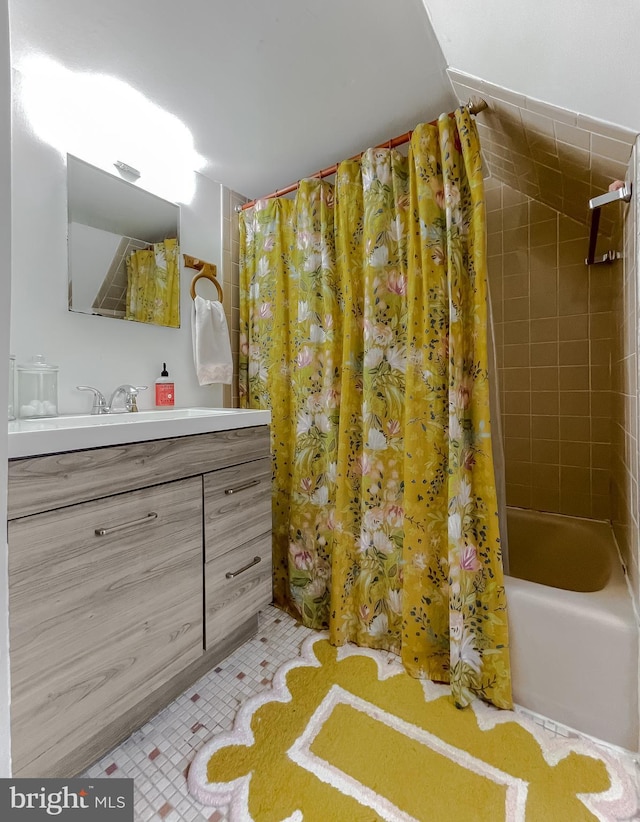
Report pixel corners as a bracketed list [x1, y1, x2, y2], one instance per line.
[204, 533, 272, 650]
[8, 477, 203, 777]
[204, 457, 272, 563]
[8, 425, 270, 519]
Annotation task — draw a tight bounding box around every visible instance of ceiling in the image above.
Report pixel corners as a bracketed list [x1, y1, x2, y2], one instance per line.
[10, 0, 639, 205]
[9, 0, 455, 199]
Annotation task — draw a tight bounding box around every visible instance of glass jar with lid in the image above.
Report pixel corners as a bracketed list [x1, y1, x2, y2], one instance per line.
[17, 354, 59, 418]
[8, 354, 15, 420]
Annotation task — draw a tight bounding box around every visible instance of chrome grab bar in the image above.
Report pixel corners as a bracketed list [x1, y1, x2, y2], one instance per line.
[95, 512, 158, 536]
[225, 556, 262, 579]
[585, 183, 632, 266]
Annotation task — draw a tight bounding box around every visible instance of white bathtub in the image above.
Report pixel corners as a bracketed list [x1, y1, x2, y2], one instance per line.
[504, 507, 639, 751]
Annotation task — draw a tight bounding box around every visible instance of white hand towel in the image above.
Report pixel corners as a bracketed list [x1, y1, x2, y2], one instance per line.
[191, 295, 233, 385]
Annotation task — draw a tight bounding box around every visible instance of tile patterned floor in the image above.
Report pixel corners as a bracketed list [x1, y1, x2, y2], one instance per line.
[83, 606, 640, 821]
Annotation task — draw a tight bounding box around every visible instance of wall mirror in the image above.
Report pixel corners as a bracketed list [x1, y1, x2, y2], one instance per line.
[67, 154, 181, 328]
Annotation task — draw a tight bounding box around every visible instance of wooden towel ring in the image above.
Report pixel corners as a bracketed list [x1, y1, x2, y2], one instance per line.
[189, 265, 224, 301]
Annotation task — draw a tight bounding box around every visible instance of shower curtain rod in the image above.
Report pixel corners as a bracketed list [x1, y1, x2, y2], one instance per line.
[238, 97, 488, 212]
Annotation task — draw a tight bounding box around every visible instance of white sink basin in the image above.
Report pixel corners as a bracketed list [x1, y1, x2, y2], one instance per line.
[8, 407, 271, 458]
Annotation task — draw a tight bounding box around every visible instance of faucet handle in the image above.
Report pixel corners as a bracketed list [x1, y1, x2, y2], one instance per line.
[130, 386, 147, 412]
[76, 385, 109, 415]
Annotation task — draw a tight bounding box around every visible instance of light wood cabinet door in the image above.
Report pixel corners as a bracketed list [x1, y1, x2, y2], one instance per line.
[9, 477, 203, 777]
[203, 457, 272, 562]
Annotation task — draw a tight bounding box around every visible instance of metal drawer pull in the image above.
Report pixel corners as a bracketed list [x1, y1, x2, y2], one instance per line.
[95, 512, 158, 536]
[224, 479, 261, 496]
[226, 556, 262, 579]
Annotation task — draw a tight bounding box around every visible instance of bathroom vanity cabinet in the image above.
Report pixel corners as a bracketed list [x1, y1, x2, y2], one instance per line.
[6, 424, 272, 777]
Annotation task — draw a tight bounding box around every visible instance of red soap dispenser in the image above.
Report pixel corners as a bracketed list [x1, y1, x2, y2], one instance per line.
[155, 363, 175, 407]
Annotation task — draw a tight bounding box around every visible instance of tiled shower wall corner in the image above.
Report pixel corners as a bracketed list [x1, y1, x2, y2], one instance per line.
[486, 177, 613, 519]
[612, 139, 640, 604]
[222, 187, 245, 408]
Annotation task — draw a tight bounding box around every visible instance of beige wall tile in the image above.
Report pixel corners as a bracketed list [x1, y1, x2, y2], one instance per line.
[503, 273, 529, 299]
[591, 442, 611, 469]
[558, 314, 588, 341]
[529, 201, 556, 223]
[531, 342, 558, 366]
[504, 389, 530, 414]
[590, 312, 613, 340]
[559, 365, 589, 390]
[591, 416, 612, 443]
[590, 391, 611, 417]
[530, 219, 557, 247]
[505, 436, 531, 462]
[532, 438, 559, 464]
[530, 243, 557, 271]
[502, 203, 528, 229]
[531, 391, 559, 415]
[530, 318, 557, 342]
[591, 495, 611, 520]
[504, 320, 530, 344]
[531, 366, 559, 391]
[532, 463, 560, 490]
[558, 215, 588, 242]
[505, 414, 531, 438]
[531, 487, 561, 512]
[559, 340, 589, 366]
[533, 415, 559, 439]
[558, 266, 589, 315]
[561, 465, 591, 495]
[506, 486, 532, 508]
[560, 493, 592, 518]
[559, 391, 590, 416]
[561, 440, 591, 467]
[559, 416, 590, 442]
[503, 367, 531, 391]
[591, 364, 611, 390]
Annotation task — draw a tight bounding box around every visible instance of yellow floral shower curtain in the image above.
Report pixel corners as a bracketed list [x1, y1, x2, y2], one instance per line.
[240, 108, 511, 709]
[125, 237, 180, 327]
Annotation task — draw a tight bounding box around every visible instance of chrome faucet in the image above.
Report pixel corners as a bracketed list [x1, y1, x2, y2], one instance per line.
[108, 384, 147, 413]
[76, 385, 110, 415]
[77, 384, 147, 414]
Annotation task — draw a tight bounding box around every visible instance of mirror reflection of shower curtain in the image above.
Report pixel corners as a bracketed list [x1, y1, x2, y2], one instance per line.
[486, 280, 509, 574]
[125, 237, 180, 327]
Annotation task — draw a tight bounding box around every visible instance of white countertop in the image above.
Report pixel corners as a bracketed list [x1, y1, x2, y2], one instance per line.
[8, 407, 271, 458]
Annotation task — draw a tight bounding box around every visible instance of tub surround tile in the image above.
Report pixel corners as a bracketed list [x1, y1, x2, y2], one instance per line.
[449, 71, 638, 237]
[487, 179, 616, 520]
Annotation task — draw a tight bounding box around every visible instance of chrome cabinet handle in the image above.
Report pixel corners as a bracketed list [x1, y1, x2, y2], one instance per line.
[224, 479, 261, 496]
[225, 556, 262, 579]
[95, 512, 158, 536]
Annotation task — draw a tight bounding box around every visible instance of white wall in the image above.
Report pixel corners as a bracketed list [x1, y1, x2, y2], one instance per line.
[69, 222, 122, 313]
[0, 0, 12, 778]
[10, 87, 225, 413]
[422, 0, 640, 132]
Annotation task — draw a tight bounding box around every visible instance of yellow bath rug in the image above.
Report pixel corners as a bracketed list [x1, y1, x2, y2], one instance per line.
[188, 634, 637, 821]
